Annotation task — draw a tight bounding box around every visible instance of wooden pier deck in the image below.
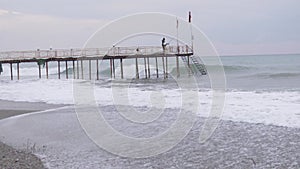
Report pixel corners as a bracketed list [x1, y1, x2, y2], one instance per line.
[0, 45, 195, 80]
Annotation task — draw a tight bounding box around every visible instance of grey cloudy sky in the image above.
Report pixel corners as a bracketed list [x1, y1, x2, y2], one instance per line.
[0, 0, 299, 55]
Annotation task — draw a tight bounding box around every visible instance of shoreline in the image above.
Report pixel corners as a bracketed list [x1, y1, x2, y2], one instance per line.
[0, 99, 66, 169]
[0, 100, 300, 168]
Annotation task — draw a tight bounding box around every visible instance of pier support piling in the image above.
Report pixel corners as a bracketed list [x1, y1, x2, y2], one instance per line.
[58, 61, 61, 79]
[46, 61, 49, 79]
[176, 56, 180, 78]
[147, 57, 150, 78]
[76, 60, 79, 79]
[72, 60, 75, 79]
[144, 58, 147, 78]
[120, 58, 124, 79]
[89, 60, 91, 80]
[96, 59, 99, 80]
[135, 58, 139, 79]
[155, 57, 158, 78]
[65, 61, 68, 79]
[187, 56, 191, 75]
[112, 59, 115, 79]
[77, 60, 79, 79]
[10, 63, 13, 80]
[162, 56, 166, 79]
[17, 63, 20, 80]
[110, 59, 113, 78]
[166, 57, 168, 78]
[38, 64, 41, 79]
[81, 60, 84, 79]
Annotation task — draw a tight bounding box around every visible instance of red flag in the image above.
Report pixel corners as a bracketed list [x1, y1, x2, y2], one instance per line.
[188, 11, 191, 23]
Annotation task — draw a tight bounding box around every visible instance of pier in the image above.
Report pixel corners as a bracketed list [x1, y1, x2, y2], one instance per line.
[0, 45, 206, 80]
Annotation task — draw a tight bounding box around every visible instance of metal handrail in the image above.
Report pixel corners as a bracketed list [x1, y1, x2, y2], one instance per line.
[0, 45, 193, 61]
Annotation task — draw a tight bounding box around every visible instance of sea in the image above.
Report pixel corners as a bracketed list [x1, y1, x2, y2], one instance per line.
[0, 54, 300, 128]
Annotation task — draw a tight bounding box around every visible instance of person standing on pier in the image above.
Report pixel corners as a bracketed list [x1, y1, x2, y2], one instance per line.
[162, 38, 168, 51]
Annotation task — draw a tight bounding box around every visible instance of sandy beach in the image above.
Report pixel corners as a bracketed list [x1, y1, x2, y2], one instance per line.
[0, 100, 65, 169]
[0, 102, 299, 168]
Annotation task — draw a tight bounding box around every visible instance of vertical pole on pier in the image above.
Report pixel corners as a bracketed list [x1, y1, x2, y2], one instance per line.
[38, 64, 41, 79]
[144, 58, 147, 79]
[187, 56, 190, 68]
[155, 57, 158, 78]
[187, 56, 191, 75]
[147, 57, 150, 78]
[65, 61, 68, 79]
[162, 56, 166, 79]
[176, 56, 180, 78]
[81, 60, 84, 79]
[135, 58, 139, 79]
[76, 60, 79, 79]
[165, 57, 168, 78]
[120, 58, 123, 79]
[89, 60, 91, 80]
[46, 61, 49, 79]
[112, 59, 115, 79]
[72, 60, 75, 79]
[96, 59, 99, 80]
[110, 59, 113, 78]
[10, 63, 13, 80]
[58, 61, 61, 79]
[17, 62, 20, 80]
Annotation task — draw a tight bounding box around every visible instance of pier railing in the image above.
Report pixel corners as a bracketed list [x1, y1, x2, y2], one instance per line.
[0, 45, 193, 61]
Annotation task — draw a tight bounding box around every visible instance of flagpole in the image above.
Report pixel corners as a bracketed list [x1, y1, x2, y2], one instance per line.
[189, 11, 194, 52]
[176, 17, 179, 54]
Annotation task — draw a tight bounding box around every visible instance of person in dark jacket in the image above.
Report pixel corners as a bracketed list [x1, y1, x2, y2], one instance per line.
[162, 38, 168, 51]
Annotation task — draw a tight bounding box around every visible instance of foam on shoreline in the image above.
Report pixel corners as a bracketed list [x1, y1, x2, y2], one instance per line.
[0, 79, 299, 128]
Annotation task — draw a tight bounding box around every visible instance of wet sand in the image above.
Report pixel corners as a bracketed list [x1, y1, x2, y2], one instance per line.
[0, 100, 65, 169]
[0, 104, 299, 169]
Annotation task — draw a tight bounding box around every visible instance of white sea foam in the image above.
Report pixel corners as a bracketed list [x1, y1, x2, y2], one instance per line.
[0, 79, 299, 128]
[1, 64, 61, 77]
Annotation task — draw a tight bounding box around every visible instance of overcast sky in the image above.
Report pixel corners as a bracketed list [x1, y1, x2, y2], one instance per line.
[0, 0, 299, 55]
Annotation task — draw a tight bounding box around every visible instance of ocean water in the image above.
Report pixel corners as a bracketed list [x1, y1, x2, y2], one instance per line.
[221, 54, 300, 90]
[0, 54, 300, 128]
